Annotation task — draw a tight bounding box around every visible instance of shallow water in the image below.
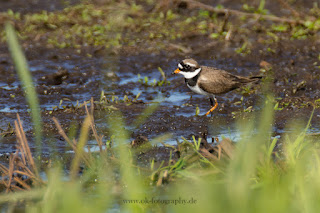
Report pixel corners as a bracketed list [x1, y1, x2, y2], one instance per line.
[0, 49, 319, 157]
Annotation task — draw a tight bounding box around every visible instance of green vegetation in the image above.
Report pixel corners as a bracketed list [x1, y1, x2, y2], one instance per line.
[235, 42, 251, 56]
[243, 0, 269, 15]
[1, 80, 320, 212]
[138, 67, 170, 87]
[5, 23, 43, 156]
[0, 0, 319, 55]
[1, 1, 320, 212]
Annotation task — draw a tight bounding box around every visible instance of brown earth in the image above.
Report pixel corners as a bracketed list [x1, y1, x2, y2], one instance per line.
[0, 0, 319, 164]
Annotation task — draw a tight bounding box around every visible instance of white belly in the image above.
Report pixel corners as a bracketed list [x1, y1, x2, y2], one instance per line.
[187, 84, 211, 96]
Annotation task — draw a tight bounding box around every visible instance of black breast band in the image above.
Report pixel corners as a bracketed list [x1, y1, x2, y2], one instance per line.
[185, 73, 200, 87]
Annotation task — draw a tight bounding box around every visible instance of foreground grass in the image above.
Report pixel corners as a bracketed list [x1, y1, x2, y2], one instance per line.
[2, 1, 320, 212]
[1, 95, 319, 212]
[1, 28, 320, 209]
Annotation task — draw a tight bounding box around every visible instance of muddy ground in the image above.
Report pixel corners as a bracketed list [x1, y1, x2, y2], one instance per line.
[0, 0, 319, 164]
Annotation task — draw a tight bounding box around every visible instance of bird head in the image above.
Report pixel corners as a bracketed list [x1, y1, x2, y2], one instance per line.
[173, 59, 201, 79]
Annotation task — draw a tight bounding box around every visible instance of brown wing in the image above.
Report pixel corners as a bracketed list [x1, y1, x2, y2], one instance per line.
[198, 66, 246, 94]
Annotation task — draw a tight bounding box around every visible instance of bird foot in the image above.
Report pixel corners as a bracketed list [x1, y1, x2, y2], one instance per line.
[204, 101, 219, 116]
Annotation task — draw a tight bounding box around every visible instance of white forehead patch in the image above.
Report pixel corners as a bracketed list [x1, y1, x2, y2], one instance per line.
[178, 68, 201, 79]
[178, 63, 183, 69]
[185, 62, 197, 67]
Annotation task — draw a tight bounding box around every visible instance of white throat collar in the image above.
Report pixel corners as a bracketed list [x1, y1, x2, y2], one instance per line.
[178, 68, 201, 79]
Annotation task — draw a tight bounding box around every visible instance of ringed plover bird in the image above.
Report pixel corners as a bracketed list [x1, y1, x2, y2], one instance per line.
[173, 58, 261, 116]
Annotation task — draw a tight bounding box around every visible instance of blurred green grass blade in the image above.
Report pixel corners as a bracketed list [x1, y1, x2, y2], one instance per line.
[304, 107, 314, 133]
[150, 133, 172, 145]
[70, 116, 91, 180]
[258, 93, 275, 141]
[108, 111, 145, 212]
[5, 23, 42, 151]
[0, 188, 44, 204]
[132, 103, 159, 129]
[267, 137, 278, 161]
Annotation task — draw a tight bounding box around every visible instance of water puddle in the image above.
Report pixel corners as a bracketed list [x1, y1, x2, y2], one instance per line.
[0, 53, 319, 156]
[0, 82, 19, 90]
[162, 91, 190, 104]
[118, 73, 139, 86]
[0, 106, 20, 113]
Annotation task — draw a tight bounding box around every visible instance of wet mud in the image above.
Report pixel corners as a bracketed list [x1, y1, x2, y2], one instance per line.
[0, 0, 319, 166]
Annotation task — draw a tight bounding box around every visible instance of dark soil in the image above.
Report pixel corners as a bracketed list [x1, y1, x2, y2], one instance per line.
[0, 0, 319, 166]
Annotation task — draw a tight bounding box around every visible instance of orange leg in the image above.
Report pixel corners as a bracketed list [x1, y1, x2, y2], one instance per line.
[205, 98, 218, 116]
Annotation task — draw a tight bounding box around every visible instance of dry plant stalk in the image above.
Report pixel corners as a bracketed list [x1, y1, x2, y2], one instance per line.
[199, 138, 234, 162]
[0, 114, 44, 192]
[84, 98, 104, 152]
[52, 117, 92, 167]
[53, 99, 108, 177]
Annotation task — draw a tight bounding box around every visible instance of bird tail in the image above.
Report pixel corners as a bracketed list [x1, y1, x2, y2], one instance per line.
[237, 76, 262, 84]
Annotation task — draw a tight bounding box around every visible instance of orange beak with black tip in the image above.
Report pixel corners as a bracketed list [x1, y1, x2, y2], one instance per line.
[173, 68, 181, 74]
